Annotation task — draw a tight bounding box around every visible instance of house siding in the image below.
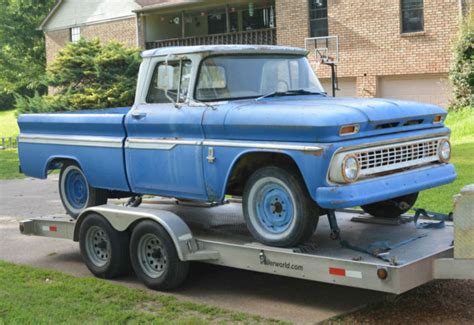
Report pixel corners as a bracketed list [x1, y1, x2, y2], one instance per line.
[45, 17, 137, 65]
[276, 0, 461, 101]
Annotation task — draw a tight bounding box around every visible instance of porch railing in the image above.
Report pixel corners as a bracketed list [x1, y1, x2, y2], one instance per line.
[146, 28, 276, 49]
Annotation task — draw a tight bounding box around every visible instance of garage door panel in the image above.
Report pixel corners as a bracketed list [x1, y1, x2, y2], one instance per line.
[320, 78, 356, 97]
[378, 74, 451, 107]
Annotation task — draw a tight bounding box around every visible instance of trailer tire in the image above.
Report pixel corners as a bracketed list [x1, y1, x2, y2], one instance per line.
[59, 162, 108, 218]
[361, 192, 419, 218]
[243, 166, 319, 247]
[130, 221, 189, 290]
[79, 213, 130, 278]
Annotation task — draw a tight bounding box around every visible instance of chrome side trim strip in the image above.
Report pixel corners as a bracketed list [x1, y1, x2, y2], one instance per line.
[125, 138, 201, 150]
[18, 134, 123, 148]
[202, 140, 323, 152]
[19, 134, 323, 153]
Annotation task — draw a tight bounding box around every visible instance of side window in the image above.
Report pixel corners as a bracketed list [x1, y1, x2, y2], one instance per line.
[146, 60, 192, 104]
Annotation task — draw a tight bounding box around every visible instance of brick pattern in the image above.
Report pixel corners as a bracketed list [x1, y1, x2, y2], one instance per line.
[275, 0, 309, 48]
[276, 0, 460, 97]
[45, 17, 137, 65]
[45, 29, 70, 65]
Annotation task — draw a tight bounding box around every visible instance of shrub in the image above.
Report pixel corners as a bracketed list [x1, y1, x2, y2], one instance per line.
[449, 10, 474, 110]
[16, 38, 141, 114]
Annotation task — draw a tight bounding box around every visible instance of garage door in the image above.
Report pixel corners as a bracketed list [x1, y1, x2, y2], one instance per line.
[320, 78, 356, 97]
[378, 74, 451, 107]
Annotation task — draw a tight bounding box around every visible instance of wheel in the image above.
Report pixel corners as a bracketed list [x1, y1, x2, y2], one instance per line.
[130, 221, 189, 290]
[79, 213, 130, 278]
[242, 166, 319, 247]
[361, 192, 419, 218]
[59, 162, 108, 218]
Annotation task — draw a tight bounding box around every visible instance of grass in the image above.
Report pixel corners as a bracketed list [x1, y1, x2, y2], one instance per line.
[0, 109, 19, 138]
[0, 261, 282, 324]
[0, 149, 24, 180]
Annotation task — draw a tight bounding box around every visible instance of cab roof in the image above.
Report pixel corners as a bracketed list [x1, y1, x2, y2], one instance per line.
[141, 45, 308, 58]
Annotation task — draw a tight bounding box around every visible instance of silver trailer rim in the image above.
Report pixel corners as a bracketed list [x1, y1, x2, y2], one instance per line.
[85, 226, 110, 267]
[138, 233, 167, 278]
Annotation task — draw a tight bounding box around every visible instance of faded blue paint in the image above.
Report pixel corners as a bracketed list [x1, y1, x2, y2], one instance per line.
[65, 169, 88, 209]
[17, 47, 456, 210]
[17, 99, 454, 209]
[316, 164, 456, 209]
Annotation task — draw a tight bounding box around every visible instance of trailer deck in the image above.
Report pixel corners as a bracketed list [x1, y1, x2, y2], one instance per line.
[20, 201, 461, 294]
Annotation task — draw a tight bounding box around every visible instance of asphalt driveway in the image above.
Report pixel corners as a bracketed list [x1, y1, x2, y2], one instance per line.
[0, 176, 387, 323]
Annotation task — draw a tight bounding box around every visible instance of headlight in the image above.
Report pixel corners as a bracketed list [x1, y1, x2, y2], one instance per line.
[438, 139, 451, 162]
[341, 155, 360, 183]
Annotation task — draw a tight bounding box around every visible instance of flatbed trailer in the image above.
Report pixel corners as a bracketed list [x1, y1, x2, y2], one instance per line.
[19, 187, 474, 294]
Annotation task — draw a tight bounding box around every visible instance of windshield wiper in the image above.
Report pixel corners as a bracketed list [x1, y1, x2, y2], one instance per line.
[256, 89, 326, 101]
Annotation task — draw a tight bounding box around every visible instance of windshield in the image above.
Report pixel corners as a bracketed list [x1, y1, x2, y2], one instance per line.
[195, 55, 324, 102]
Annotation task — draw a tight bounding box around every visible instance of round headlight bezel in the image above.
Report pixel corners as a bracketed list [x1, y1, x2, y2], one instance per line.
[438, 139, 451, 163]
[341, 154, 360, 183]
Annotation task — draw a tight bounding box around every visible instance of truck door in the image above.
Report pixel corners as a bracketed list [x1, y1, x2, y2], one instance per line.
[124, 58, 208, 200]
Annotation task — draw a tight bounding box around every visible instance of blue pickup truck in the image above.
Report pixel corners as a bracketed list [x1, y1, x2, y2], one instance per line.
[18, 45, 456, 247]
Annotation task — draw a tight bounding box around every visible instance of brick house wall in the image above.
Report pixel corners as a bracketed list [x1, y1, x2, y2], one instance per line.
[45, 17, 138, 65]
[275, 0, 461, 102]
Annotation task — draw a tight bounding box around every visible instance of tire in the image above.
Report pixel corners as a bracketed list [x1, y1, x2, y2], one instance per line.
[79, 213, 130, 278]
[130, 221, 189, 290]
[361, 192, 419, 218]
[242, 166, 319, 247]
[59, 162, 108, 218]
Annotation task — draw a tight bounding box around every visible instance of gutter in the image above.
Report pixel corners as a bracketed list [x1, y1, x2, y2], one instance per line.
[133, 0, 204, 13]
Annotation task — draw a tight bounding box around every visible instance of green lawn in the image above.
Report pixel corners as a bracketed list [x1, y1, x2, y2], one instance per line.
[0, 261, 280, 324]
[0, 109, 19, 138]
[0, 149, 24, 180]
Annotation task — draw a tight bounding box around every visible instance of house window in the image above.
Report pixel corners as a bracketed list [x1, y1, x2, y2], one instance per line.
[401, 0, 424, 33]
[70, 27, 80, 42]
[309, 0, 328, 37]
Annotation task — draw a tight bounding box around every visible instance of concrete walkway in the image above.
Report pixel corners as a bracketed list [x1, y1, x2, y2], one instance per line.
[0, 176, 386, 324]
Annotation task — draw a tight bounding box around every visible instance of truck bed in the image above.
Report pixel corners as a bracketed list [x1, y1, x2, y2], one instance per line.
[18, 107, 132, 192]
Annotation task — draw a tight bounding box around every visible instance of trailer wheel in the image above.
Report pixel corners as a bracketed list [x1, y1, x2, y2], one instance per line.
[59, 163, 108, 218]
[243, 166, 319, 247]
[130, 221, 189, 290]
[361, 192, 419, 218]
[79, 213, 130, 278]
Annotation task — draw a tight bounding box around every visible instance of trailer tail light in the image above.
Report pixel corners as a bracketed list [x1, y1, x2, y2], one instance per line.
[329, 267, 362, 279]
[42, 225, 58, 232]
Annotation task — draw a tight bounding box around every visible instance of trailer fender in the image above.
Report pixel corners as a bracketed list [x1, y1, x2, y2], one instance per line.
[74, 205, 219, 262]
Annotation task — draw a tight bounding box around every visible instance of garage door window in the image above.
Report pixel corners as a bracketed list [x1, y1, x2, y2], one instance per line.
[401, 0, 424, 33]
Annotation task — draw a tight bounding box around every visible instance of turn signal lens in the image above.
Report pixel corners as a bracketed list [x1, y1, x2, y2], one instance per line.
[340, 124, 360, 136]
[433, 115, 443, 123]
[377, 268, 388, 280]
[438, 139, 451, 163]
[341, 155, 360, 183]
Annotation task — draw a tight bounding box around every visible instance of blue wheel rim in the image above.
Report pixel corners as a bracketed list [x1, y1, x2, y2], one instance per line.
[65, 169, 88, 209]
[256, 183, 294, 234]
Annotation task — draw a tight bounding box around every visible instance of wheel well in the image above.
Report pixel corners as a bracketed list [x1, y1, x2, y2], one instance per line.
[225, 152, 304, 197]
[47, 158, 77, 172]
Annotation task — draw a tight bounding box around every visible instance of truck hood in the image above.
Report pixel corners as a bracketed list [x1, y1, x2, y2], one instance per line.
[221, 96, 448, 142]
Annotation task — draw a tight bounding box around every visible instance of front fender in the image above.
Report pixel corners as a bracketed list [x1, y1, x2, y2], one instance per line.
[203, 145, 329, 203]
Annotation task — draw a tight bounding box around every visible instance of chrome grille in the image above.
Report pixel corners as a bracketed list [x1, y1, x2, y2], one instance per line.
[358, 139, 440, 172]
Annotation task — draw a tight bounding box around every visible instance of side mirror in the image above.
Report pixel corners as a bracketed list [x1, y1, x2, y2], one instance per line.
[157, 65, 176, 90]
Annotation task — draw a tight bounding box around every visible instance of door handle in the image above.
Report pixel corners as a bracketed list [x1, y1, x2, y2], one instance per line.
[131, 112, 147, 120]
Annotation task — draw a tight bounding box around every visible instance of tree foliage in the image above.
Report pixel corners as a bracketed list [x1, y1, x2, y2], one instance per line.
[16, 38, 142, 114]
[449, 10, 474, 110]
[0, 0, 55, 110]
